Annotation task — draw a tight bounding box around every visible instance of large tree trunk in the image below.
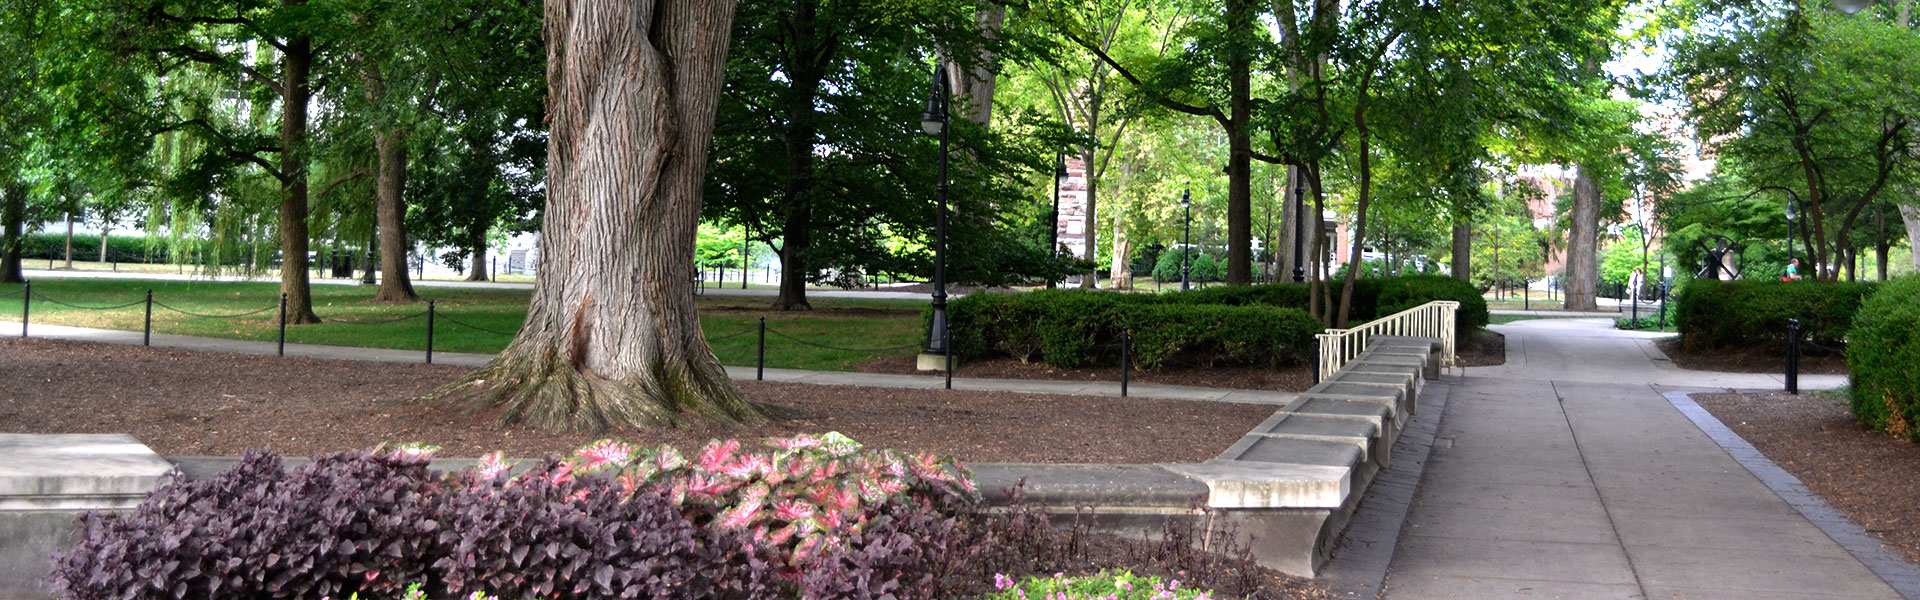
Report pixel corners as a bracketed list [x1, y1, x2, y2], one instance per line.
[62, 211, 72, 269]
[1079, 144, 1098, 289]
[0, 181, 23, 283]
[1279, 166, 1300, 283]
[1110, 225, 1131, 290]
[1562, 165, 1601, 311]
[1223, 0, 1253, 285]
[1452, 217, 1471, 281]
[99, 220, 111, 263]
[277, 15, 320, 324]
[1876, 207, 1890, 281]
[941, 5, 1003, 125]
[427, 0, 758, 430]
[372, 129, 418, 302]
[1902, 204, 1920, 273]
[466, 243, 488, 281]
[772, 0, 827, 311]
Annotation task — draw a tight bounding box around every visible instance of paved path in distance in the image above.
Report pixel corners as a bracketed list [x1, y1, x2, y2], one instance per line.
[1380, 318, 1897, 599]
[0, 321, 1292, 406]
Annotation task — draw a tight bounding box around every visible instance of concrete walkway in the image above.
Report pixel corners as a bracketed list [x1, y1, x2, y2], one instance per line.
[0, 320, 1293, 406]
[1381, 318, 1897, 598]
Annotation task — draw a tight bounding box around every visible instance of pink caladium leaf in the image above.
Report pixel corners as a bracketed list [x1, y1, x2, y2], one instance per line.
[768, 434, 822, 451]
[771, 499, 816, 522]
[571, 439, 635, 472]
[475, 452, 513, 480]
[698, 439, 741, 472]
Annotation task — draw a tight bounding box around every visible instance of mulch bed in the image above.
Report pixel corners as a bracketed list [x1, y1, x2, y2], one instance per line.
[0, 337, 1270, 464]
[1691, 391, 1920, 564]
[1659, 338, 1848, 374]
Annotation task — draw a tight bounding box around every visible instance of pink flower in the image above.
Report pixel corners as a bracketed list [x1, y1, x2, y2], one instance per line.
[994, 573, 1013, 590]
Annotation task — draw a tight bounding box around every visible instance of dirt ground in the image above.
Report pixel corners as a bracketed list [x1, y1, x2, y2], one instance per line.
[1692, 391, 1920, 564]
[0, 337, 1272, 463]
[1659, 337, 1848, 375]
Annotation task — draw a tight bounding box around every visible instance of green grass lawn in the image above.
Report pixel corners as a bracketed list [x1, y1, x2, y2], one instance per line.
[0, 279, 925, 371]
[1488, 313, 1570, 325]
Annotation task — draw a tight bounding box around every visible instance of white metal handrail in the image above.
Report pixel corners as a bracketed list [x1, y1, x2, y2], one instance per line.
[1315, 300, 1459, 380]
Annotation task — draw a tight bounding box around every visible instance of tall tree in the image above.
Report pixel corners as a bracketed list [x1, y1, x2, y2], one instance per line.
[427, 0, 760, 430]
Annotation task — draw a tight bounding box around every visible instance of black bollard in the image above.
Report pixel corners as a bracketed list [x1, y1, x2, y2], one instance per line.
[1121, 328, 1131, 397]
[944, 323, 953, 390]
[1786, 318, 1801, 395]
[143, 289, 153, 346]
[20, 281, 28, 338]
[277, 293, 287, 356]
[756, 317, 766, 381]
[425, 300, 436, 364]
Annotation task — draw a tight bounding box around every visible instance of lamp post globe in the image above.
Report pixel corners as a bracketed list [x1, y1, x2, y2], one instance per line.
[1785, 199, 1798, 263]
[920, 64, 951, 363]
[1180, 189, 1192, 292]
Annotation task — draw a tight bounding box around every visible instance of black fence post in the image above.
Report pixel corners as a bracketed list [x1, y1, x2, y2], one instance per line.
[425, 299, 436, 364]
[1524, 279, 1530, 311]
[1121, 328, 1131, 397]
[1659, 282, 1669, 331]
[944, 323, 953, 390]
[756, 317, 766, 381]
[277, 292, 287, 356]
[143, 289, 153, 346]
[20, 281, 28, 338]
[1786, 318, 1801, 395]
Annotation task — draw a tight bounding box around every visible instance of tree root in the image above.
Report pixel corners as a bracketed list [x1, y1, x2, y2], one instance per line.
[413, 344, 766, 432]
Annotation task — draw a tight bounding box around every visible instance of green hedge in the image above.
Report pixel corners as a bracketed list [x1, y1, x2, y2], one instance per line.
[11, 233, 179, 263]
[947, 274, 1486, 370]
[1674, 279, 1878, 350]
[1847, 276, 1920, 440]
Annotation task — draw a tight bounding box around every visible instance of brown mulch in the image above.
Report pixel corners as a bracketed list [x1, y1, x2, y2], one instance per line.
[867, 329, 1508, 390]
[1659, 338, 1848, 375]
[0, 336, 1270, 463]
[1455, 330, 1506, 367]
[1692, 391, 1920, 564]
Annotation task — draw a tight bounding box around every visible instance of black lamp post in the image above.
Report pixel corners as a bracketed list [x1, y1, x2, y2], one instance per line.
[920, 64, 952, 357]
[1291, 170, 1306, 283]
[1180, 189, 1192, 292]
[1048, 155, 1068, 289]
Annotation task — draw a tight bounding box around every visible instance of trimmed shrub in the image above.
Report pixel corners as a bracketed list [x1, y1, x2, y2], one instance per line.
[1373, 274, 1490, 333]
[1190, 254, 1219, 282]
[1675, 279, 1878, 351]
[1122, 303, 1321, 368]
[1847, 276, 1920, 440]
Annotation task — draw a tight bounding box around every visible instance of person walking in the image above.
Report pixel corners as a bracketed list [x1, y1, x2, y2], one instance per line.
[1628, 268, 1645, 303]
[1785, 258, 1802, 281]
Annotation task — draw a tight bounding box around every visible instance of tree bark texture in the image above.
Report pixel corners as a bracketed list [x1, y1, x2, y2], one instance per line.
[1110, 226, 1130, 290]
[429, 0, 758, 430]
[373, 129, 418, 302]
[1562, 164, 1601, 311]
[467, 244, 489, 282]
[62, 212, 72, 269]
[277, 14, 320, 324]
[1223, 0, 1254, 285]
[0, 181, 23, 284]
[1451, 218, 1471, 281]
[941, 5, 1004, 125]
[1079, 144, 1098, 289]
[772, 0, 829, 311]
[1903, 204, 1920, 273]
